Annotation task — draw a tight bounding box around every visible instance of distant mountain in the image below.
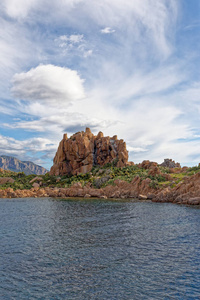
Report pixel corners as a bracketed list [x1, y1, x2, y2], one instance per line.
[0, 156, 48, 175]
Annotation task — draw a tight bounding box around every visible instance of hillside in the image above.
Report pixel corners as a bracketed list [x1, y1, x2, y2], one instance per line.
[0, 156, 48, 175]
[0, 160, 200, 205]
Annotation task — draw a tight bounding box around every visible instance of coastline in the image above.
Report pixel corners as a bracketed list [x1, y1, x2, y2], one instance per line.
[1, 173, 200, 206]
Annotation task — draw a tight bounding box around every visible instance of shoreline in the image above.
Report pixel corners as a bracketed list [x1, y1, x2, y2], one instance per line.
[1, 159, 200, 206]
[1, 177, 200, 205]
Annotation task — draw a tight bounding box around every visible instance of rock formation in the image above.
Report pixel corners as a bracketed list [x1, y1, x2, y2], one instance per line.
[50, 128, 128, 176]
[0, 177, 15, 185]
[0, 172, 200, 205]
[160, 158, 181, 169]
[153, 171, 200, 205]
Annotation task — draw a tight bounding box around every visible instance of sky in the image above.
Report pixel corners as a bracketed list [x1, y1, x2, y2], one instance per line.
[0, 0, 200, 170]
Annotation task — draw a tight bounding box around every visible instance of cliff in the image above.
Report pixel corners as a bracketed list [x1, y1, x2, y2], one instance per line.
[0, 156, 48, 175]
[50, 128, 129, 176]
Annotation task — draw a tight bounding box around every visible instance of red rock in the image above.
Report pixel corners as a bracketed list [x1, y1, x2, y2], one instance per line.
[148, 166, 161, 176]
[126, 161, 134, 166]
[30, 176, 43, 183]
[181, 166, 188, 172]
[100, 195, 107, 199]
[84, 194, 91, 198]
[187, 197, 200, 205]
[138, 194, 147, 200]
[0, 177, 15, 185]
[32, 182, 40, 188]
[147, 193, 155, 200]
[138, 160, 158, 170]
[50, 128, 129, 176]
[110, 190, 121, 198]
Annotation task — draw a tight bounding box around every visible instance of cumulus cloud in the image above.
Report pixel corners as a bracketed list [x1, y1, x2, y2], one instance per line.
[100, 27, 115, 34]
[12, 64, 85, 104]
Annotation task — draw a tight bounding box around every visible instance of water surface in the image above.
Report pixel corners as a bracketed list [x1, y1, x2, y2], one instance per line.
[0, 198, 200, 299]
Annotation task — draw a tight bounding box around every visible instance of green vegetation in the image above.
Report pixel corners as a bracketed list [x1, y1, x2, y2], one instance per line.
[185, 165, 200, 176]
[1, 163, 200, 191]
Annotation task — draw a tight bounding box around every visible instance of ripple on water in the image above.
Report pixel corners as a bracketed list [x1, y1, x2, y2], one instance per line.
[0, 198, 200, 299]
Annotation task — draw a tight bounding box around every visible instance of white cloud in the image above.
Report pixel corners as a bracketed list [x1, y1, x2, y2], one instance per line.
[85, 61, 186, 112]
[3, 111, 118, 136]
[2, 0, 82, 19]
[58, 34, 84, 44]
[11, 64, 85, 104]
[127, 146, 147, 153]
[100, 27, 115, 34]
[2, 0, 39, 19]
[184, 21, 200, 30]
[55, 34, 93, 58]
[85, 0, 178, 58]
[2, 0, 178, 58]
[1, 0, 200, 169]
[0, 16, 36, 98]
[146, 139, 200, 167]
[0, 134, 57, 167]
[83, 50, 93, 58]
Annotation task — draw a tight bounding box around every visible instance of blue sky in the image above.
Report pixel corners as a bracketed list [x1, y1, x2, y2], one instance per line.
[0, 0, 200, 169]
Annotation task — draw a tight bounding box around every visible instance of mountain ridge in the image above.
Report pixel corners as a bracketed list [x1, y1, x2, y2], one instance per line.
[0, 155, 48, 175]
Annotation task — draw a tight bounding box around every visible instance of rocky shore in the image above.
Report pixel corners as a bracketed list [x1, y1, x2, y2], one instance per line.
[1, 128, 200, 205]
[1, 172, 200, 205]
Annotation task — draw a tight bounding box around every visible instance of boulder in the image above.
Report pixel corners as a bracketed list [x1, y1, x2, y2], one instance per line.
[187, 197, 200, 205]
[138, 194, 147, 200]
[50, 128, 129, 176]
[93, 176, 111, 188]
[138, 160, 158, 169]
[84, 194, 91, 198]
[29, 176, 43, 183]
[148, 166, 161, 176]
[0, 177, 15, 185]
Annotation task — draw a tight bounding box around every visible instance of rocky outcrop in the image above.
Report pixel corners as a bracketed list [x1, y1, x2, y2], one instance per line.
[160, 158, 181, 169]
[50, 128, 128, 176]
[0, 156, 48, 175]
[153, 172, 200, 205]
[0, 172, 200, 205]
[138, 160, 162, 176]
[138, 160, 158, 169]
[0, 177, 156, 200]
[0, 177, 15, 185]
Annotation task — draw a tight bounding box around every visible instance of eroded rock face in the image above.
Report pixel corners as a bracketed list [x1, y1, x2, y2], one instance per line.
[50, 128, 129, 176]
[138, 160, 158, 170]
[160, 159, 181, 169]
[153, 172, 200, 205]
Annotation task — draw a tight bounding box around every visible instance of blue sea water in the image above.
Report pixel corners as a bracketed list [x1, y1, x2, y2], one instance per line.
[0, 198, 200, 300]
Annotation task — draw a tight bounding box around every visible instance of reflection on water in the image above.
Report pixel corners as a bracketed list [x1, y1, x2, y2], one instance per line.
[0, 198, 200, 299]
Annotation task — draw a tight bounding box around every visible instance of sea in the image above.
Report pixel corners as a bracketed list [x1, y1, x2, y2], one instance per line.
[0, 197, 200, 300]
